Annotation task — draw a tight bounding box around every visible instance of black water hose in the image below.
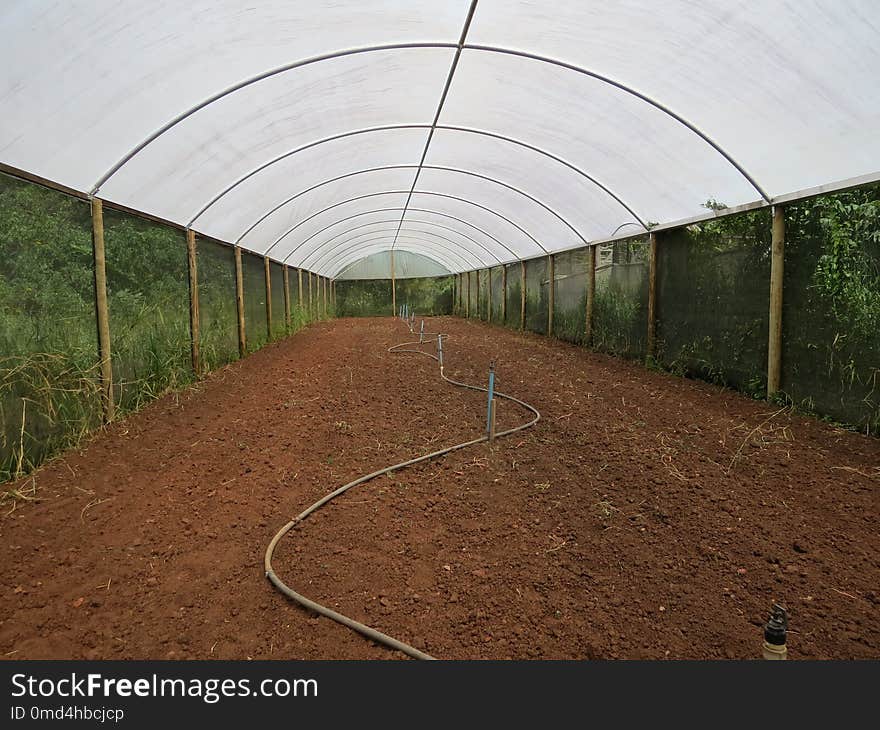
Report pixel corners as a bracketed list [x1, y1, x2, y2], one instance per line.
[264, 323, 541, 659]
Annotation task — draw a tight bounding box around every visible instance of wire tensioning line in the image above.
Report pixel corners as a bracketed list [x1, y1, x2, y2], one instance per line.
[263, 317, 540, 659]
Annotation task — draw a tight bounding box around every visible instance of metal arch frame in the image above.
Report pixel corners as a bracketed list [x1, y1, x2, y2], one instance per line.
[267, 190, 542, 262]
[310, 233, 477, 275]
[465, 45, 770, 202]
[298, 226, 487, 270]
[279, 207, 518, 265]
[191, 124, 643, 234]
[88, 42, 769, 206]
[295, 217, 504, 268]
[235, 164, 590, 249]
[88, 44, 454, 196]
[321, 241, 466, 279]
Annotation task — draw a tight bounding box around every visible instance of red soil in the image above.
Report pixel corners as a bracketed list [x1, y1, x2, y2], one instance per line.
[1, 317, 878, 660]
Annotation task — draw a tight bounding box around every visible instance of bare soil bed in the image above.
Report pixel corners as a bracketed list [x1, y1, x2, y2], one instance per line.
[1, 317, 878, 660]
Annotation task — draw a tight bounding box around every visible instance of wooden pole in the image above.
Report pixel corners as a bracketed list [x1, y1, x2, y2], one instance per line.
[466, 271, 471, 318]
[322, 276, 328, 318]
[283, 265, 291, 330]
[308, 271, 313, 319]
[234, 246, 246, 357]
[585, 245, 596, 346]
[547, 254, 555, 336]
[487, 267, 492, 323]
[90, 198, 114, 422]
[646, 232, 658, 359]
[263, 256, 272, 339]
[520, 260, 526, 331]
[767, 206, 785, 398]
[475, 269, 481, 319]
[297, 268, 304, 311]
[390, 249, 397, 316]
[501, 265, 507, 323]
[185, 228, 200, 376]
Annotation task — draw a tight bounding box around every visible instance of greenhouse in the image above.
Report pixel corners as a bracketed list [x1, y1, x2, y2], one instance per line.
[1, 1, 878, 664]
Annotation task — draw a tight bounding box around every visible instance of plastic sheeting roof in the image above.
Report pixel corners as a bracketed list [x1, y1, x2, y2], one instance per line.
[2, 1, 878, 278]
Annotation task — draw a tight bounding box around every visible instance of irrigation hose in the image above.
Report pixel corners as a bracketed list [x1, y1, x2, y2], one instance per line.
[264, 321, 541, 660]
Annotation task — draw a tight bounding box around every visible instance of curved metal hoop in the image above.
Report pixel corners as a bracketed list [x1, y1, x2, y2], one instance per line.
[267, 190, 543, 261]
[195, 124, 643, 233]
[315, 235, 476, 275]
[90, 43, 768, 205]
[280, 207, 519, 265]
[297, 218, 504, 269]
[300, 227, 487, 270]
[236, 164, 591, 249]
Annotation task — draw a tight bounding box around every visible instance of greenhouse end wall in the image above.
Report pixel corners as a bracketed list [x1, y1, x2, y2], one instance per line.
[335, 276, 454, 317]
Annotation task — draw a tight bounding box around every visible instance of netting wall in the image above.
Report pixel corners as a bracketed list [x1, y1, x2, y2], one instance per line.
[593, 238, 649, 358]
[335, 279, 392, 317]
[269, 261, 285, 339]
[104, 209, 192, 413]
[505, 263, 522, 330]
[0, 175, 100, 480]
[490, 265, 504, 324]
[196, 237, 239, 371]
[241, 251, 268, 352]
[656, 212, 770, 393]
[782, 185, 880, 431]
[554, 249, 589, 345]
[524, 256, 548, 335]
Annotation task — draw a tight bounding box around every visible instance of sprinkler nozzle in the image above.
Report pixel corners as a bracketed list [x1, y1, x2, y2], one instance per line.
[762, 603, 788, 660]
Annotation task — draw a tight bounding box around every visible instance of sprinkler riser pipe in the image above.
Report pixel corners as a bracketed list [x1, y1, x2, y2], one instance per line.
[486, 364, 496, 436]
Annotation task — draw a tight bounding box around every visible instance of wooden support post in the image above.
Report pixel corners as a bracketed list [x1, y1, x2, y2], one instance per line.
[283, 265, 291, 330]
[547, 254, 555, 336]
[185, 228, 200, 376]
[466, 271, 471, 318]
[767, 206, 785, 398]
[322, 276, 328, 318]
[234, 245, 246, 357]
[264, 256, 272, 339]
[520, 260, 526, 331]
[297, 268, 304, 310]
[501, 265, 507, 323]
[308, 271, 313, 319]
[390, 249, 397, 316]
[487, 267, 492, 323]
[646, 232, 658, 359]
[475, 269, 481, 319]
[90, 198, 114, 422]
[585, 245, 596, 346]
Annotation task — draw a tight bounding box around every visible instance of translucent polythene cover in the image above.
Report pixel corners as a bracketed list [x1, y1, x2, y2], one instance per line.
[1, 0, 878, 275]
